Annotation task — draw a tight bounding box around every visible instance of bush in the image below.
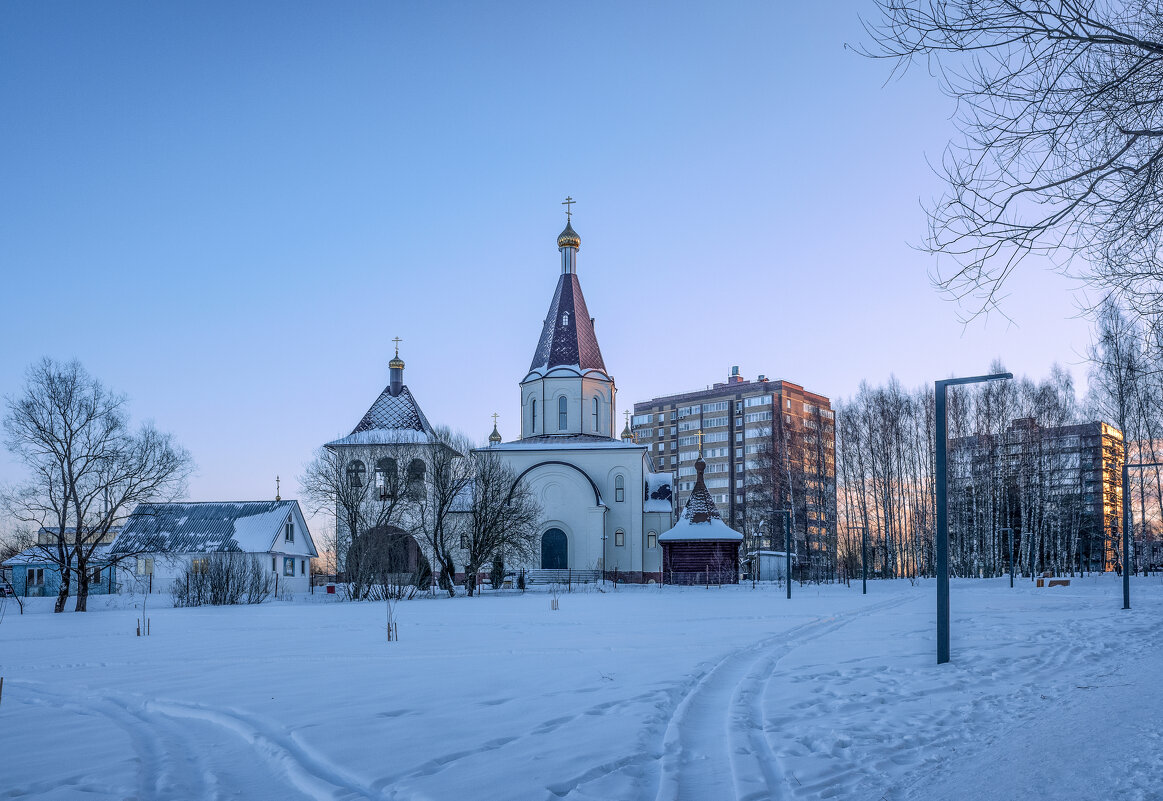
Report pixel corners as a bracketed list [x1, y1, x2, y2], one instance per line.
[171, 553, 274, 607]
[490, 556, 505, 590]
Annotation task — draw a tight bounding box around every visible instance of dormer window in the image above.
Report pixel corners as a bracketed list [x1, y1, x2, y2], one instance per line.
[562, 312, 569, 327]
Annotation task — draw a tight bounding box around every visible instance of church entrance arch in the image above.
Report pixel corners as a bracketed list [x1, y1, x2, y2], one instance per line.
[541, 528, 568, 570]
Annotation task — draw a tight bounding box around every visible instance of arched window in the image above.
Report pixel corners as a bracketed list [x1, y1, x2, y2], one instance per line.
[532, 399, 537, 433]
[615, 474, 625, 503]
[562, 311, 570, 327]
[407, 459, 426, 498]
[375, 458, 397, 498]
[614, 529, 625, 547]
[592, 397, 599, 431]
[558, 396, 568, 430]
[346, 460, 366, 488]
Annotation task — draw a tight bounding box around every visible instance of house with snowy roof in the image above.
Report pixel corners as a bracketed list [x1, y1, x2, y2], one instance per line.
[110, 500, 318, 595]
[481, 209, 674, 582]
[658, 445, 743, 585]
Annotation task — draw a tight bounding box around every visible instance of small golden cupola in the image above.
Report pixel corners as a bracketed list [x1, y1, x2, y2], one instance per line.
[557, 220, 580, 250]
[389, 337, 406, 396]
[489, 413, 503, 445]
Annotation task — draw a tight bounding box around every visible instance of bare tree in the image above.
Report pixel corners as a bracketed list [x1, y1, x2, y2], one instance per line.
[413, 427, 473, 596]
[461, 449, 542, 597]
[299, 441, 418, 592]
[2, 359, 192, 612]
[864, 1, 1163, 326]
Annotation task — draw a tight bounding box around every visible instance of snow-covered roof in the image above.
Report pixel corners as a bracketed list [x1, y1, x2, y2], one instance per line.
[111, 501, 317, 557]
[529, 273, 607, 374]
[489, 434, 645, 451]
[325, 428, 432, 448]
[659, 456, 743, 543]
[327, 383, 434, 449]
[658, 517, 743, 542]
[644, 472, 673, 513]
[2, 544, 114, 567]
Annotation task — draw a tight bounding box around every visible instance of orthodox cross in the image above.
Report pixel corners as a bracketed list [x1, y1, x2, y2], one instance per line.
[562, 196, 575, 222]
[697, 429, 704, 455]
[276, 475, 281, 502]
[392, 336, 402, 357]
[492, 412, 499, 426]
[624, 410, 630, 426]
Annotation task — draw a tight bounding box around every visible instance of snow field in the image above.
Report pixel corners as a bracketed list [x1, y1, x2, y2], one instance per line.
[1, 576, 1161, 800]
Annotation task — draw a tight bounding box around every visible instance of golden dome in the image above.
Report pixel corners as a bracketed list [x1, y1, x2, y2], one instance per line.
[557, 221, 580, 250]
[389, 355, 405, 370]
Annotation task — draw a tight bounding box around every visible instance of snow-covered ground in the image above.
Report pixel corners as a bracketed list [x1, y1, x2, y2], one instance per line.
[2, 576, 1161, 800]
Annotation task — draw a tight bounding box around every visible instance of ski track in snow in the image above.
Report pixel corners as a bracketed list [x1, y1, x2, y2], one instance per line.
[651, 594, 916, 801]
[10, 682, 384, 801]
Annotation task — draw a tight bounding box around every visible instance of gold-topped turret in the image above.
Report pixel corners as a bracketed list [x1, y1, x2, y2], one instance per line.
[489, 412, 502, 445]
[558, 196, 580, 250]
[557, 220, 580, 250]
[389, 336, 405, 370]
[621, 410, 634, 441]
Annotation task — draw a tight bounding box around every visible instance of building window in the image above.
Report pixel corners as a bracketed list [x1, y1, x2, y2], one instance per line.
[593, 397, 599, 431]
[285, 521, 294, 542]
[27, 567, 44, 586]
[91, 566, 102, 583]
[615, 474, 625, 502]
[272, 556, 277, 572]
[647, 532, 657, 549]
[347, 460, 366, 488]
[301, 560, 307, 575]
[558, 396, 568, 430]
[562, 311, 570, 327]
[460, 532, 469, 548]
[136, 558, 153, 576]
[532, 399, 537, 432]
[284, 557, 295, 577]
[615, 530, 625, 547]
[376, 458, 398, 497]
[191, 558, 208, 574]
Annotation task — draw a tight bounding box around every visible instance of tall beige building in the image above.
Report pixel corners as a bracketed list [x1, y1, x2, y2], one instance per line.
[633, 367, 837, 575]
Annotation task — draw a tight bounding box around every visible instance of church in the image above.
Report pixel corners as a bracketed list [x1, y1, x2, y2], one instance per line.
[483, 207, 674, 583]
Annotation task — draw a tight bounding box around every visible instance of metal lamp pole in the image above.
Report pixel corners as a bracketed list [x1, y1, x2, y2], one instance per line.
[784, 509, 793, 600]
[1000, 527, 1014, 588]
[861, 525, 868, 595]
[1120, 461, 1163, 610]
[936, 372, 1012, 665]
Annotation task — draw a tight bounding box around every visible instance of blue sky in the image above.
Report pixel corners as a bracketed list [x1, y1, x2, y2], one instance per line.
[0, 1, 1093, 517]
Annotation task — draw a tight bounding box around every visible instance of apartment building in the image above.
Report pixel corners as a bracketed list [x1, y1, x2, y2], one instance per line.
[949, 419, 1123, 572]
[633, 367, 837, 573]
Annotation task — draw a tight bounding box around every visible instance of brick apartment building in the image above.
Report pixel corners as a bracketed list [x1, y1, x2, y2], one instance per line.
[633, 367, 837, 576]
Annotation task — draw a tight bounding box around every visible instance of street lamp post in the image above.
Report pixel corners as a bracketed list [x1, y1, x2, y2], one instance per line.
[1000, 527, 1014, 588]
[860, 525, 868, 595]
[936, 372, 1012, 665]
[1120, 460, 1163, 610]
[783, 509, 792, 600]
